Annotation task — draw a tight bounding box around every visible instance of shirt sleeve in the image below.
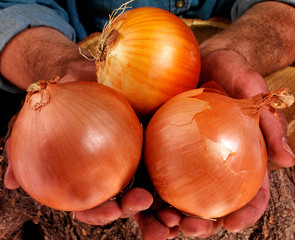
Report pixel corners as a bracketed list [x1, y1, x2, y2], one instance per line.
[231, 0, 295, 21]
[0, 1, 76, 93]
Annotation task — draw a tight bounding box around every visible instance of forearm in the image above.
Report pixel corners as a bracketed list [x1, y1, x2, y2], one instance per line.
[200, 1, 295, 76]
[0, 27, 96, 90]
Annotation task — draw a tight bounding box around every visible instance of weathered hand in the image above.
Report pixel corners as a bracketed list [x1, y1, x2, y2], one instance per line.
[2, 53, 153, 226]
[135, 6, 295, 235]
[4, 138, 153, 226]
[135, 201, 223, 239]
[74, 187, 153, 225]
[4, 139, 20, 189]
[199, 47, 295, 169]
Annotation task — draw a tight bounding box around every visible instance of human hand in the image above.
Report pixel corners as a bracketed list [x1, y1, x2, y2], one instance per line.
[133, 50, 275, 239]
[135, 170, 269, 239]
[4, 137, 153, 226]
[151, 32, 293, 237]
[186, 41, 293, 235]
[136, 5, 295, 235]
[0, 25, 155, 231]
[199, 46, 295, 169]
[3, 65, 153, 226]
[134, 64, 273, 239]
[5, 169, 153, 227]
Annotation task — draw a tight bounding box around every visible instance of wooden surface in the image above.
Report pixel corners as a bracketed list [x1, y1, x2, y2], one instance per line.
[0, 18, 295, 240]
[265, 67, 295, 151]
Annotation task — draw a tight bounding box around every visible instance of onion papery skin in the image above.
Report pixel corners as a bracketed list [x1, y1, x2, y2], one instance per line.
[95, 7, 201, 117]
[9, 81, 143, 211]
[144, 88, 268, 219]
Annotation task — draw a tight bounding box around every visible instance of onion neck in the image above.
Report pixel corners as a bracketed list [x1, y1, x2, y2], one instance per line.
[245, 89, 294, 118]
[96, 29, 119, 62]
[26, 77, 60, 110]
[27, 77, 59, 95]
[263, 89, 294, 109]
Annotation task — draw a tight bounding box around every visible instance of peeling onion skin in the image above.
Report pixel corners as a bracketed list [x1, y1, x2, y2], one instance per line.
[95, 7, 201, 117]
[9, 80, 143, 211]
[144, 88, 271, 219]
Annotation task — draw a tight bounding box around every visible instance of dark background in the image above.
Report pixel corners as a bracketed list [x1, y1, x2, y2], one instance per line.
[0, 89, 25, 138]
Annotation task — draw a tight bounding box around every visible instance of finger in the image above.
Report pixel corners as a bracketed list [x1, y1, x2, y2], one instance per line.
[200, 80, 227, 94]
[260, 110, 295, 168]
[203, 218, 224, 238]
[179, 216, 223, 238]
[157, 206, 182, 228]
[120, 187, 153, 218]
[3, 138, 20, 189]
[199, 48, 266, 95]
[134, 211, 170, 240]
[200, 48, 295, 168]
[4, 162, 20, 189]
[224, 171, 270, 232]
[167, 225, 180, 239]
[74, 200, 122, 225]
[148, 203, 181, 238]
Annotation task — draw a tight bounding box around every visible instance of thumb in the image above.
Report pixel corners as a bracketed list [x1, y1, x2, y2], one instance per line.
[200, 48, 295, 169]
[4, 162, 20, 189]
[260, 109, 295, 169]
[3, 139, 20, 189]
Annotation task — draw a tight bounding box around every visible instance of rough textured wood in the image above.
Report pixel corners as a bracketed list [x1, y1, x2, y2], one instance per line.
[265, 67, 295, 151]
[0, 157, 142, 239]
[0, 18, 295, 239]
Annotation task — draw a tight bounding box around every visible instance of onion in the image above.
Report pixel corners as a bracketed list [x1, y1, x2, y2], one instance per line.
[144, 87, 294, 218]
[94, 6, 201, 117]
[8, 78, 143, 211]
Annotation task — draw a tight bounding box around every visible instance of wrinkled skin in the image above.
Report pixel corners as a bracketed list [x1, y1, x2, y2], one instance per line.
[1, 26, 154, 228]
[134, 2, 295, 239]
[2, 1, 295, 239]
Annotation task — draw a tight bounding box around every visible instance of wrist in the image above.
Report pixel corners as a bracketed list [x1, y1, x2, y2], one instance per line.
[200, 2, 295, 77]
[0, 27, 96, 90]
[60, 57, 96, 84]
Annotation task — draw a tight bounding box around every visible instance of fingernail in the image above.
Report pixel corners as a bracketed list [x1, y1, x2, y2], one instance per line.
[282, 137, 295, 159]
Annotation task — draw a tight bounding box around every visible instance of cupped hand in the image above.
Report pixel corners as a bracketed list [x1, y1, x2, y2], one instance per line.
[199, 46, 295, 169]
[5, 169, 153, 227]
[135, 170, 269, 239]
[135, 35, 295, 239]
[3, 69, 154, 227]
[4, 34, 294, 240]
[74, 187, 153, 225]
[4, 137, 153, 225]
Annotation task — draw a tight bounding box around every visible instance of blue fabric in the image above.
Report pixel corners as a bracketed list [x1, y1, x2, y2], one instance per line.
[1, 0, 295, 93]
[0, 0, 242, 50]
[0, 1, 76, 50]
[64, 0, 236, 40]
[0, 1, 76, 93]
[231, 0, 295, 20]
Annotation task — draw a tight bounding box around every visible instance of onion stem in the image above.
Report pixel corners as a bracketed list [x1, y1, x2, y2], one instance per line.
[26, 77, 60, 94]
